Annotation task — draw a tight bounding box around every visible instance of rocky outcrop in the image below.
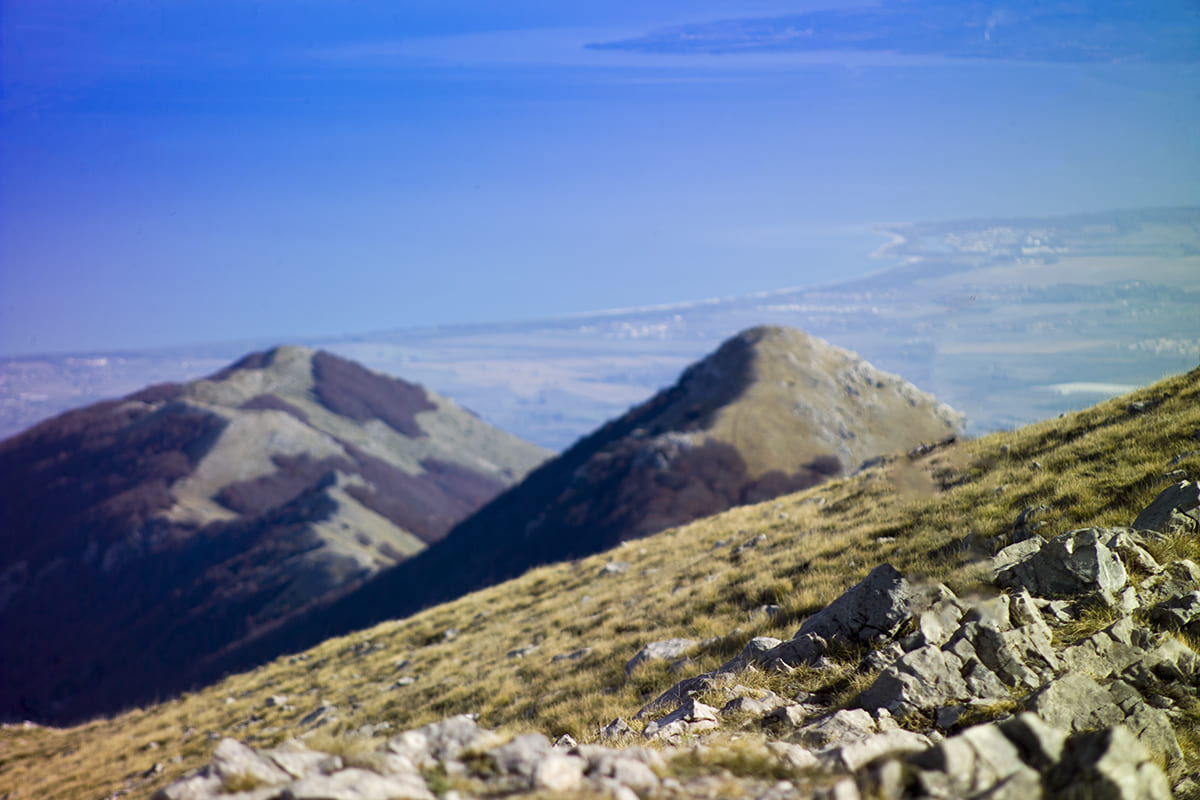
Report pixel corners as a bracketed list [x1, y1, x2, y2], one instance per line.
[158, 471, 1200, 800]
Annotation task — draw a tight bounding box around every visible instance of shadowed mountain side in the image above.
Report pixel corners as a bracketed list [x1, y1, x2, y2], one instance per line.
[0, 346, 548, 724]
[181, 326, 961, 690]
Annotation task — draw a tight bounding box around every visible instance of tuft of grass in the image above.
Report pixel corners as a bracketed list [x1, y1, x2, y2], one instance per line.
[669, 735, 812, 782]
[1051, 602, 1122, 646]
[222, 773, 267, 792]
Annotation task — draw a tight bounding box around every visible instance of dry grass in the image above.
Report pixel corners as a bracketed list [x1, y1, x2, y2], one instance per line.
[2, 367, 1199, 799]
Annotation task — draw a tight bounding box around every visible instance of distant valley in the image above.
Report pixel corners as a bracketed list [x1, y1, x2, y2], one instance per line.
[2, 207, 1196, 451]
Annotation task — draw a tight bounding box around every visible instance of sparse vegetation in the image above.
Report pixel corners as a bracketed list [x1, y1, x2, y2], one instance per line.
[2, 366, 1199, 799]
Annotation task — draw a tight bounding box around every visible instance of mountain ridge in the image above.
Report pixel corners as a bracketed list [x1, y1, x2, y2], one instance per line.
[0, 346, 548, 724]
[178, 325, 962, 690]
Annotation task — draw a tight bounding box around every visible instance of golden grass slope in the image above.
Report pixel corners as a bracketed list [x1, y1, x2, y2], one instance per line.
[2, 364, 1199, 800]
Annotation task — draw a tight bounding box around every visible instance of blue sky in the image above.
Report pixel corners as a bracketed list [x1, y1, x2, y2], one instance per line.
[1, 1, 1198, 355]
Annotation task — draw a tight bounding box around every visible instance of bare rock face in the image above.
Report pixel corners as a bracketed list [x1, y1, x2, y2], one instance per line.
[0, 347, 549, 724]
[1132, 480, 1200, 533]
[994, 528, 1128, 600]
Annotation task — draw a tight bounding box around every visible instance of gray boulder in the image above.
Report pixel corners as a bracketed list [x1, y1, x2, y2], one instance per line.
[1147, 590, 1200, 635]
[792, 564, 929, 646]
[488, 733, 553, 779]
[995, 528, 1127, 600]
[1060, 616, 1145, 679]
[908, 719, 1041, 798]
[211, 738, 292, 788]
[283, 768, 434, 800]
[625, 638, 696, 674]
[859, 645, 973, 715]
[1133, 480, 1200, 533]
[1047, 726, 1173, 800]
[642, 698, 719, 741]
[1136, 559, 1200, 608]
[386, 715, 488, 767]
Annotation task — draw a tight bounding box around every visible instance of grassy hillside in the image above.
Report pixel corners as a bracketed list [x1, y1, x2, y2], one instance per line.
[2, 364, 1198, 799]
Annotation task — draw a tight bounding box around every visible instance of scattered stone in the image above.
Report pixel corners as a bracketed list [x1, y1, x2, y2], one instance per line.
[599, 561, 630, 576]
[297, 703, 337, 728]
[625, 638, 697, 674]
[506, 645, 539, 659]
[643, 698, 719, 741]
[211, 738, 292, 788]
[284, 768, 434, 800]
[599, 718, 635, 741]
[1132, 480, 1200, 533]
[551, 648, 592, 663]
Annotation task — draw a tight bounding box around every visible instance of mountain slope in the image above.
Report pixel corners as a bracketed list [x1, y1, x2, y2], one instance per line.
[2, 364, 1197, 800]
[190, 325, 961, 683]
[0, 346, 548, 724]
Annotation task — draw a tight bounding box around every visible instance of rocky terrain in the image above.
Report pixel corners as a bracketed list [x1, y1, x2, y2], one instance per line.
[0, 346, 548, 725]
[2, 361, 1198, 800]
[181, 325, 961, 686]
[153, 477, 1200, 799]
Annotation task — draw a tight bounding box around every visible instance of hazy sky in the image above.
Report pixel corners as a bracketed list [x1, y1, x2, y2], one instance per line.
[2, 1, 1198, 355]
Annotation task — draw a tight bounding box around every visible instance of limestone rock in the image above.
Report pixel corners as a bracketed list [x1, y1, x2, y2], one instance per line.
[625, 638, 697, 674]
[212, 738, 292, 788]
[266, 741, 344, 780]
[720, 691, 788, 717]
[859, 645, 972, 715]
[995, 528, 1127, 599]
[766, 741, 819, 770]
[283, 768, 434, 800]
[820, 728, 932, 772]
[532, 754, 586, 792]
[643, 698, 719, 741]
[1047, 726, 1173, 800]
[794, 709, 877, 749]
[1147, 590, 1200, 634]
[386, 715, 487, 768]
[1136, 559, 1200, 608]
[1027, 672, 1124, 732]
[1132, 480, 1200, 533]
[489, 733, 552, 778]
[718, 636, 783, 672]
[1060, 617, 1144, 679]
[908, 720, 1040, 798]
[792, 564, 927, 646]
[599, 718, 635, 741]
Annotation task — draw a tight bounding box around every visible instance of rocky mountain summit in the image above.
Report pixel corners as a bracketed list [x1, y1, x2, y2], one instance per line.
[0, 346, 548, 724]
[182, 325, 961, 686]
[157, 478, 1200, 800]
[445, 324, 963, 572]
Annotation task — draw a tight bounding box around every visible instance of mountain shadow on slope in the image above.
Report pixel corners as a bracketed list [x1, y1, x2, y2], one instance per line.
[183, 326, 961, 690]
[0, 346, 547, 724]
